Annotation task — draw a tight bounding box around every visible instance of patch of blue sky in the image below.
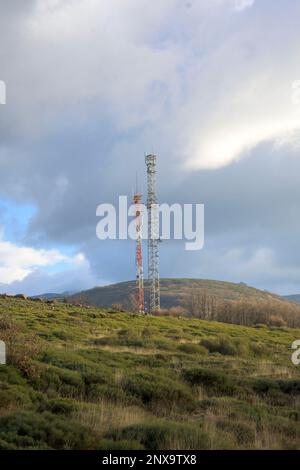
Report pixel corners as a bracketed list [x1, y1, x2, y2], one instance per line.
[0, 196, 37, 242]
[0, 197, 82, 273]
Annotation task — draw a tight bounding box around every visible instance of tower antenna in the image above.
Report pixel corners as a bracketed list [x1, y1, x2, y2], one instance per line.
[145, 154, 160, 314]
[133, 178, 145, 314]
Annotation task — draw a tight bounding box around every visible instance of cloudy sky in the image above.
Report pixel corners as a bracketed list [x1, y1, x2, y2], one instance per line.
[1, 0, 300, 296]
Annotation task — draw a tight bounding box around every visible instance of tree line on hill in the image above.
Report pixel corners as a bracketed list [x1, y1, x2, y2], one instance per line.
[157, 289, 300, 328]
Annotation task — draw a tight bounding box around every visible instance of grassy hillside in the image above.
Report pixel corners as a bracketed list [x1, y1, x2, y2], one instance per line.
[68, 278, 283, 309]
[67, 279, 300, 328]
[0, 296, 299, 450]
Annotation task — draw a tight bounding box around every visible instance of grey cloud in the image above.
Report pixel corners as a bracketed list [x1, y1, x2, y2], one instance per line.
[1, 1, 300, 294]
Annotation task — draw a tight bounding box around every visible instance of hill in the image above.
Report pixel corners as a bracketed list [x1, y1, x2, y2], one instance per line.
[67, 279, 300, 328]
[68, 278, 283, 309]
[284, 294, 300, 305]
[0, 296, 299, 450]
[32, 291, 75, 301]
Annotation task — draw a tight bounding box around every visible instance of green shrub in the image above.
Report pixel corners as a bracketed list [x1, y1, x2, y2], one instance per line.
[109, 420, 209, 450]
[253, 378, 300, 395]
[200, 335, 239, 356]
[177, 343, 207, 354]
[0, 411, 99, 449]
[142, 327, 155, 339]
[252, 378, 280, 394]
[33, 366, 85, 398]
[0, 383, 32, 409]
[277, 379, 300, 394]
[94, 329, 155, 348]
[0, 365, 26, 385]
[59, 369, 84, 388]
[93, 335, 119, 346]
[0, 438, 17, 450]
[153, 339, 177, 351]
[183, 368, 237, 394]
[216, 419, 255, 446]
[39, 398, 78, 415]
[98, 439, 144, 450]
[87, 383, 128, 402]
[82, 369, 111, 386]
[52, 330, 71, 341]
[118, 329, 144, 348]
[124, 372, 196, 410]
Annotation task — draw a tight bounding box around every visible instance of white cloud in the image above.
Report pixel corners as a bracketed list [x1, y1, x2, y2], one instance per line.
[0, 237, 86, 283]
[14, 0, 181, 134]
[3, 0, 300, 171]
[186, 113, 300, 170]
[180, 16, 300, 169]
[234, 0, 255, 11]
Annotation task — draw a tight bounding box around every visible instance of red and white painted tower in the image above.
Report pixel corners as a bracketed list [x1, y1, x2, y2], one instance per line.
[133, 192, 145, 314]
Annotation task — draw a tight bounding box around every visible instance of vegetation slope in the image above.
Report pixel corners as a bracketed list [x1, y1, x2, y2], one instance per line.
[0, 296, 299, 450]
[67, 279, 300, 328]
[68, 278, 282, 308]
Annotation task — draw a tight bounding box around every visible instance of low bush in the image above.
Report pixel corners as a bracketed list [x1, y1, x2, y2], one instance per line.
[109, 420, 209, 450]
[82, 369, 112, 386]
[39, 398, 78, 415]
[0, 411, 99, 449]
[183, 368, 237, 395]
[177, 343, 207, 355]
[277, 379, 300, 394]
[87, 383, 128, 402]
[0, 315, 41, 377]
[118, 329, 145, 348]
[52, 330, 71, 341]
[200, 335, 240, 356]
[98, 438, 144, 450]
[33, 366, 85, 398]
[0, 365, 25, 386]
[253, 378, 300, 395]
[124, 372, 196, 410]
[0, 383, 33, 409]
[216, 419, 255, 446]
[252, 378, 280, 394]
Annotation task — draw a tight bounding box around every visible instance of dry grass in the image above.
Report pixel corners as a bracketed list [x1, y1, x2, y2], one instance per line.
[196, 385, 208, 401]
[251, 361, 297, 378]
[254, 421, 286, 449]
[72, 400, 147, 436]
[0, 403, 22, 418]
[93, 344, 160, 355]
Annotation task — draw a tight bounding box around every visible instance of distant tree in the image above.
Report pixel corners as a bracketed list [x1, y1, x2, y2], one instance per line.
[184, 291, 300, 328]
[111, 303, 124, 312]
[185, 289, 217, 320]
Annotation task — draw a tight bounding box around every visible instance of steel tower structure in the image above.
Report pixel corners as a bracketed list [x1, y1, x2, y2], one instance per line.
[145, 154, 160, 313]
[133, 191, 145, 314]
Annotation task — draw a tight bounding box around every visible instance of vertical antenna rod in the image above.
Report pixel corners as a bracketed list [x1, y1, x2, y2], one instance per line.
[145, 154, 160, 314]
[133, 188, 145, 314]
